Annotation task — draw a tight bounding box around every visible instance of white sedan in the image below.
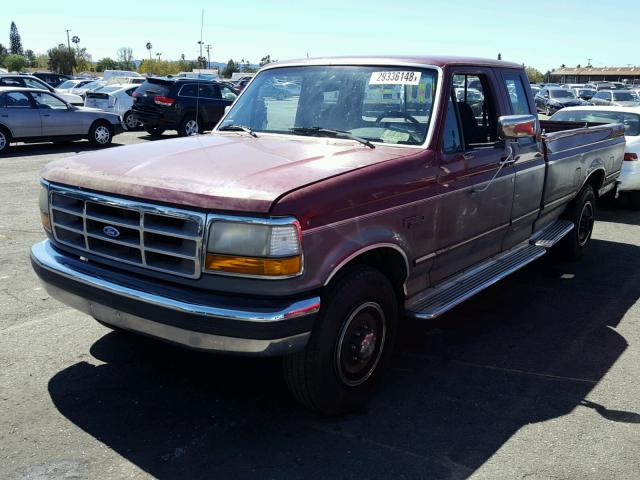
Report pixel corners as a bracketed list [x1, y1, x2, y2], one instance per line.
[84, 84, 140, 130]
[550, 106, 640, 207]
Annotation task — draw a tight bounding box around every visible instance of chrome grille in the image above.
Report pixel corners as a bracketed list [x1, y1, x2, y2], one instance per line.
[49, 186, 206, 278]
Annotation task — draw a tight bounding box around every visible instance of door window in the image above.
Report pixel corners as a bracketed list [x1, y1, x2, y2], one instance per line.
[31, 92, 68, 110]
[503, 75, 531, 115]
[442, 92, 463, 153]
[1, 91, 33, 108]
[0, 78, 23, 87]
[453, 73, 499, 146]
[220, 86, 238, 101]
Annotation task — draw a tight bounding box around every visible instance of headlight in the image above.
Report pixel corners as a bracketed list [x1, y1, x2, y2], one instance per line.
[205, 219, 302, 277]
[38, 183, 51, 232]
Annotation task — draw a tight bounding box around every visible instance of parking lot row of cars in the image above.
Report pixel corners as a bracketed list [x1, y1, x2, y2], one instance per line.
[528, 81, 640, 206]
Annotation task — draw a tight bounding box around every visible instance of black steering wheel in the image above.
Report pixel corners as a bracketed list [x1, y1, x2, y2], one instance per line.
[375, 110, 420, 126]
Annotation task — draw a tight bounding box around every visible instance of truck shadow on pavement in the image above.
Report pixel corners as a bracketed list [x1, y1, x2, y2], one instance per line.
[47, 235, 640, 479]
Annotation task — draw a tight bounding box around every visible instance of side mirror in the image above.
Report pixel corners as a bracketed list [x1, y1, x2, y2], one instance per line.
[224, 105, 231, 115]
[498, 115, 538, 139]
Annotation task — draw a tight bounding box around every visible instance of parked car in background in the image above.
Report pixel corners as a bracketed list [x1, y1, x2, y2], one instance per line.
[550, 106, 640, 207]
[0, 86, 123, 154]
[56, 79, 94, 93]
[590, 90, 639, 107]
[561, 83, 585, 90]
[0, 74, 84, 106]
[102, 70, 142, 81]
[233, 77, 252, 92]
[586, 82, 616, 91]
[131, 77, 237, 136]
[573, 88, 596, 100]
[105, 76, 145, 85]
[535, 87, 584, 115]
[84, 84, 141, 131]
[70, 80, 106, 99]
[530, 85, 540, 97]
[32, 72, 71, 88]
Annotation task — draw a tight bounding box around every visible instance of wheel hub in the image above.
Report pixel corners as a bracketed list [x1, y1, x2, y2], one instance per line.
[578, 201, 594, 246]
[95, 126, 109, 144]
[336, 302, 386, 387]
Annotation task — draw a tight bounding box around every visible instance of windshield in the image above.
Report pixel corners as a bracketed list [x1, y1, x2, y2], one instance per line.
[613, 91, 635, 101]
[551, 110, 640, 136]
[79, 81, 103, 90]
[57, 80, 78, 89]
[550, 89, 576, 99]
[219, 65, 438, 146]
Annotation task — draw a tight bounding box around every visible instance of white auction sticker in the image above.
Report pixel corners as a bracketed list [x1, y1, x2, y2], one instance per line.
[369, 71, 422, 85]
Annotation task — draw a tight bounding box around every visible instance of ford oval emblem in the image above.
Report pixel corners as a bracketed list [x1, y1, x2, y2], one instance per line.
[103, 225, 121, 238]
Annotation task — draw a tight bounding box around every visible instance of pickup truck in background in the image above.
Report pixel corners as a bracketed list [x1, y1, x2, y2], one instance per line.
[31, 56, 625, 415]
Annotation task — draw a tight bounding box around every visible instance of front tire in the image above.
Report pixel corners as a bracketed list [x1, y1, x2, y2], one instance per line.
[88, 122, 113, 147]
[283, 266, 398, 415]
[0, 127, 11, 154]
[555, 184, 596, 261]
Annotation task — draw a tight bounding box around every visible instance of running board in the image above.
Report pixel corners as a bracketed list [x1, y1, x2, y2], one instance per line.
[405, 244, 546, 320]
[530, 220, 574, 248]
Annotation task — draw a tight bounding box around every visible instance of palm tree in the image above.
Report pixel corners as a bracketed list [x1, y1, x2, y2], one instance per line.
[145, 42, 152, 60]
[71, 36, 80, 54]
[156, 52, 162, 61]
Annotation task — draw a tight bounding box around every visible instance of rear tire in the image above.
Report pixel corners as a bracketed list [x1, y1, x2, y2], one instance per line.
[178, 115, 202, 137]
[123, 111, 139, 131]
[143, 126, 165, 137]
[0, 127, 10, 154]
[555, 184, 596, 261]
[88, 122, 113, 147]
[283, 266, 398, 415]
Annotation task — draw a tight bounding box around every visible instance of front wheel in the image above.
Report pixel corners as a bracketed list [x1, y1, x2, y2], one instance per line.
[555, 184, 596, 261]
[0, 127, 11, 154]
[88, 122, 113, 147]
[283, 266, 398, 415]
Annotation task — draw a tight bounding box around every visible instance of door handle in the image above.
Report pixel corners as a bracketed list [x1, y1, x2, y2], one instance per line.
[473, 145, 514, 193]
[42, 114, 50, 117]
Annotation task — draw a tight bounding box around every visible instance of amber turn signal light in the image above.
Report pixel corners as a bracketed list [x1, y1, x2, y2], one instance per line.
[205, 254, 302, 276]
[41, 212, 52, 232]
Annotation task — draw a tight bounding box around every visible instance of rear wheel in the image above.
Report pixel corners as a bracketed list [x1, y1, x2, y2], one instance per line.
[143, 126, 165, 137]
[123, 111, 139, 131]
[0, 127, 11, 154]
[178, 115, 202, 136]
[554, 184, 596, 261]
[283, 266, 398, 415]
[88, 122, 113, 147]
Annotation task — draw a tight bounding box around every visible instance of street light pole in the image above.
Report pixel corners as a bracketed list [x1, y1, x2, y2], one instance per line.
[65, 29, 72, 75]
[205, 44, 211, 70]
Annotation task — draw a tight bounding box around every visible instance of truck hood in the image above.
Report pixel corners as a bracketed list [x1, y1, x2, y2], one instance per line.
[42, 134, 412, 212]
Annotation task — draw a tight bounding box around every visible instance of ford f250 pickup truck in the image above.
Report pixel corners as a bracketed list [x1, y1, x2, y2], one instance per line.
[31, 56, 625, 415]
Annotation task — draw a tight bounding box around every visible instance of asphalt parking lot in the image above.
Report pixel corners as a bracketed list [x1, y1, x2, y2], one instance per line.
[1, 132, 639, 480]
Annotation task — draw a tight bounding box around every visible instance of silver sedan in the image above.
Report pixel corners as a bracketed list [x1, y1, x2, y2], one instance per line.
[0, 87, 123, 154]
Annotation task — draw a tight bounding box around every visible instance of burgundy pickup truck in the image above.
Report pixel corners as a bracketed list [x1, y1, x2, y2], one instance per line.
[31, 56, 624, 414]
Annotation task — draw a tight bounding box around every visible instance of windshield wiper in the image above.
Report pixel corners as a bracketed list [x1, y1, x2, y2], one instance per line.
[218, 124, 258, 137]
[289, 127, 375, 149]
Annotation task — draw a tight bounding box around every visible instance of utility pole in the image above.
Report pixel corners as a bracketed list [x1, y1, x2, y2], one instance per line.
[65, 29, 72, 75]
[205, 44, 212, 69]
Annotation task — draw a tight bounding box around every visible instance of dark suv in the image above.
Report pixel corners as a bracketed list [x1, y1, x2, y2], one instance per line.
[131, 77, 238, 137]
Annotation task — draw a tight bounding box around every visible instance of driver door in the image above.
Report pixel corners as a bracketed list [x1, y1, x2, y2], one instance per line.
[431, 70, 515, 284]
[29, 91, 81, 136]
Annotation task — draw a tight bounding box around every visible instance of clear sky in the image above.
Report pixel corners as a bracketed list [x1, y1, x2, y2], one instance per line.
[5, 0, 639, 72]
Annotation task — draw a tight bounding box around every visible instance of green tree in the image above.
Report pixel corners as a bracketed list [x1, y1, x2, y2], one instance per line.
[4, 54, 28, 72]
[222, 59, 238, 77]
[259, 54, 273, 67]
[24, 49, 36, 67]
[35, 54, 48, 69]
[524, 66, 544, 83]
[47, 44, 75, 74]
[75, 48, 93, 73]
[9, 21, 23, 55]
[0, 43, 8, 66]
[96, 57, 119, 72]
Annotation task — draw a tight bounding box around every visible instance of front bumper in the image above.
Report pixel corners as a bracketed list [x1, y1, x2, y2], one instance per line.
[30, 240, 320, 355]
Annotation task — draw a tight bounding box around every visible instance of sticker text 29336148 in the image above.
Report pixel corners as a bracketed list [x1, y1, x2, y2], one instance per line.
[369, 71, 422, 85]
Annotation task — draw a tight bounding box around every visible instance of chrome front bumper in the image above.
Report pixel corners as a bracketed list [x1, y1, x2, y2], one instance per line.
[30, 240, 320, 356]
